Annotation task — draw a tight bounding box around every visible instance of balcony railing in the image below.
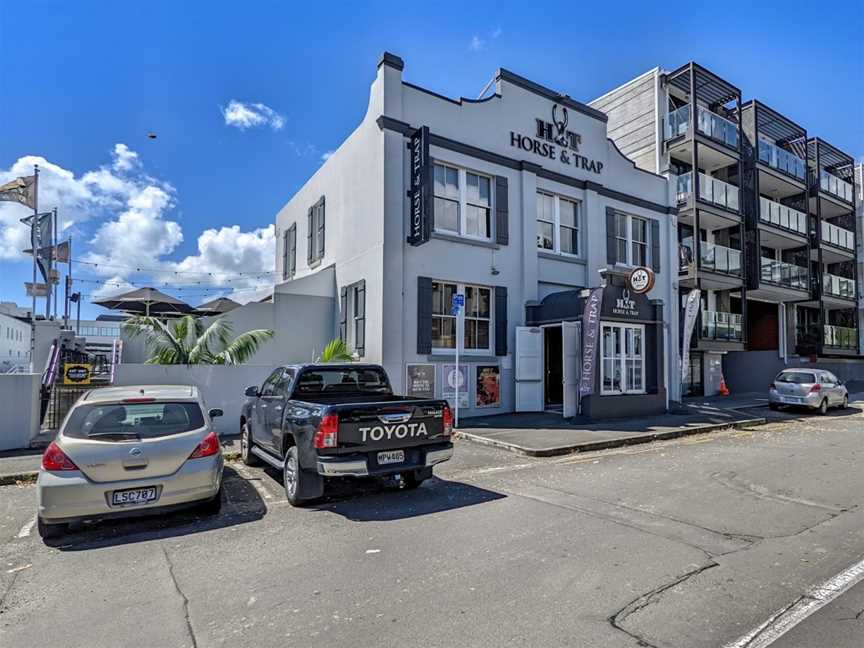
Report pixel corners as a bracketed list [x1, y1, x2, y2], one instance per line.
[824, 325, 857, 349]
[677, 172, 740, 212]
[820, 171, 854, 203]
[757, 139, 806, 180]
[760, 257, 808, 290]
[701, 310, 743, 341]
[823, 273, 856, 299]
[664, 105, 739, 149]
[759, 197, 807, 235]
[700, 241, 742, 275]
[821, 221, 855, 251]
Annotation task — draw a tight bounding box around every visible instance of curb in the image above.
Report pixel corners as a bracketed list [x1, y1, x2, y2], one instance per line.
[0, 446, 244, 487]
[454, 417, 767, 457]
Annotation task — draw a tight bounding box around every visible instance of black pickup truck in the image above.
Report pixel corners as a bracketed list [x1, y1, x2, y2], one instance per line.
[239, 364, 453, 505]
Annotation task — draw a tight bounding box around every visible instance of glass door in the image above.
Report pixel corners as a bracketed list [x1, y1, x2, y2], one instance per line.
[601, 323, 646, 395]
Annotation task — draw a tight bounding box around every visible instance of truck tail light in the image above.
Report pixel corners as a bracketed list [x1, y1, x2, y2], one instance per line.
[809, 384, 822, 394]
[189, 431, 220, 459]
[42, 441, 78, 471]
[314, 414, 339, 449]
[442, 405, 453, 437]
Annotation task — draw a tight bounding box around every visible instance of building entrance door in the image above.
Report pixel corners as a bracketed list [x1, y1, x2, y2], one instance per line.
[515, 327, 543, 412]
[544, 326, 562, 410]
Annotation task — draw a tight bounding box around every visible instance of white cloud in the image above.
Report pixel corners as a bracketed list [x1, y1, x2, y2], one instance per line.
[112, 143, 139, 172]
[90, 275, 136, 300]
[469, 35, 486, 52]
[221, 100, 285, 131]
[492, 26, 502, 39]
[321, 150, 335, 162]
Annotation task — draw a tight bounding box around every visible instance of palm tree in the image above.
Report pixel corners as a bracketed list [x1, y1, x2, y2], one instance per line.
[122, 315, 274, 365]
[317, 338, 354, 363]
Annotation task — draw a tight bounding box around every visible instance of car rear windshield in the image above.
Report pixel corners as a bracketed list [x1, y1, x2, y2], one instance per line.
[293, 368, 392, 397]
[775, 372, 816, 384]
[63, 401, 205, 440]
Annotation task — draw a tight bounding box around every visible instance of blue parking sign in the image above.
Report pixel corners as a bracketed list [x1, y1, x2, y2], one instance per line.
[452, 293, 465, 307]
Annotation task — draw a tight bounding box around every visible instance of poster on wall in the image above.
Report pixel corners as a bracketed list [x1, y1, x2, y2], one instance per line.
[475, 365, 501, 408]
[406, 363, 436, 399]
[442, 363, 469, 408]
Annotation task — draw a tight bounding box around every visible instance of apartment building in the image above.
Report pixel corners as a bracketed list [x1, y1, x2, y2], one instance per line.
[273, 52, 678, 419]
[590, 63, 860, 396]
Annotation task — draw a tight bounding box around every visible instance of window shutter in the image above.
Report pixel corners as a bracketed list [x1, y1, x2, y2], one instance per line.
[307, 208, 313, 263]
[605, 207, 617, 265]
[417, 276, 433, 355]
[289, 226, 296, 275]
[316, 197, 326, 259]
[494, 286, 507, 356]
[650, 219, 661, 272]
[495, 176, 509, 245]
[280, 230, 288, 279]
[339, 286, 348, 341]
[355, 280, 366, 357]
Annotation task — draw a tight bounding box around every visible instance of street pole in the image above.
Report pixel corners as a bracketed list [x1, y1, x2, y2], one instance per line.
[29, 165, 39, 373]
[52, 207, 58, 321]
[455, 312, 460, 429]
[45, 208, 53, 320]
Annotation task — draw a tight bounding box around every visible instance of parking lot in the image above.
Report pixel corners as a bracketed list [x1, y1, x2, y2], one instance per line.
[3, 406, 864, 647]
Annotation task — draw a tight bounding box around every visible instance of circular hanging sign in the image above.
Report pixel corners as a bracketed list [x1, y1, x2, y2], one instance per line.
[628, 266, 655, 294]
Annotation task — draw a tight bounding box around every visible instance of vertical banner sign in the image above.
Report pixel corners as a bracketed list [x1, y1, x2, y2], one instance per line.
[681, 289, 702, 382]
[408, 126, 431, 246]
[579, 287, 604, 397]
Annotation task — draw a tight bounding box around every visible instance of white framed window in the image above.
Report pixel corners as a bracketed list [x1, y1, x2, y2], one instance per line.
[536, 191, 580, 256]
[600, 322, 645, 395]
[615, 213, 649, 267]
[433, 163, 492, 240]
[431, 281, 492, 353]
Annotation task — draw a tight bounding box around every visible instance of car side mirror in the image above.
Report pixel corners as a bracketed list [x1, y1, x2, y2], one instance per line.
[208, 408, 224, 419]
[244, 386, 260, 398]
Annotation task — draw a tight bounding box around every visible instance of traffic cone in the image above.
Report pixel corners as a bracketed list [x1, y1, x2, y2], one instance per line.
[719, 374, 730, 397]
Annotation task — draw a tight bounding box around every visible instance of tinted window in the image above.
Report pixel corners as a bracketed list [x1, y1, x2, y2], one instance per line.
[64, 402, 205, 440]
[776, 372, 815, 384]
[294, 368, 391, 396]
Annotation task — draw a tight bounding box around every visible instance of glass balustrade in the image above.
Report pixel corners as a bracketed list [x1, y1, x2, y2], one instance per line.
[701, 311, 743, 341]
[824, 325, 857, 349]
[700, 242, 742, 275]
[760, 257, 808, 290]
[697, 173, 739, 211]
[823, 273, 856, 299]
[697, 106, 738, 148]
[821, 221, 855, 250]
[820, 171, 854, 202]
[676, 172, 692, 203]
[758, 197, 807, 235]
[757, 140, 806, 180]
[664, 105, 690, 140]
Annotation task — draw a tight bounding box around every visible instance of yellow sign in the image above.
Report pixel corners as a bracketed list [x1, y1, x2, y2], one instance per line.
[63, 363, 92, 385]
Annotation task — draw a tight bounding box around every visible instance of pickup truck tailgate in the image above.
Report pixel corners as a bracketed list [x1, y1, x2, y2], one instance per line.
[332, 401, 446, 452]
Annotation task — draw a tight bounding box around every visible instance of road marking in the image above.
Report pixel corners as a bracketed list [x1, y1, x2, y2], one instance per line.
[232, 463, 274, 500]
[16, 516, 36, 539]
[723, 554, 864, 648]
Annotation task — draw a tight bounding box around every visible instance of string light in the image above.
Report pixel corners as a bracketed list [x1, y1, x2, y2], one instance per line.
[71, 259, 279, 277]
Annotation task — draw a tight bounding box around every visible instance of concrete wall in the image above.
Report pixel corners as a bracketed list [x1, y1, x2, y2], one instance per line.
[113, 364, 279, 437]
[724, 350, 864, 394]
[0, 373, 40, 451]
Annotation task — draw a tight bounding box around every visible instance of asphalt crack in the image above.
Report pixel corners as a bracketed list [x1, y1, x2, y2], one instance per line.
[608, 562, 719, 648]
[0, 572, 19, 616]
[710, 471, 847, 513]
[162, 546, 198, 648]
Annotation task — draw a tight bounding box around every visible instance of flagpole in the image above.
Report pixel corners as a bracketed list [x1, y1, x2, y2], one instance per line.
[29, 165, 39, 373]
[52, 207, 58, 321]
[45, 209, 53, 319]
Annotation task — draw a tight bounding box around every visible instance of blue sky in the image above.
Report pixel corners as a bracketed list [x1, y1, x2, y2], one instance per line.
[1, 0, 862, 319]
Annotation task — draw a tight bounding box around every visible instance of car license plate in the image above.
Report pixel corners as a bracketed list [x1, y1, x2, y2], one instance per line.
[111, 487, 158, 506]
[377, 450, 404, 465]
[780, 396, 801, 404]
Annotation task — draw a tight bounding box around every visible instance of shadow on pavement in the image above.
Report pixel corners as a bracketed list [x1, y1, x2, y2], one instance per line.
[759, 403, 863, 421]
[314, 477, 506, 522]
[49, 465, 265, 551]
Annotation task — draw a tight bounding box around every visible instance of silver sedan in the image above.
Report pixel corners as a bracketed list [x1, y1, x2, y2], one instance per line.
[37, 385, 224, 541]
[768, 368, 849, 415]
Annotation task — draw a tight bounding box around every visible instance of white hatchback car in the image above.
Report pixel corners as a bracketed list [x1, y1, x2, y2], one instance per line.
[37, 385, 224, 540]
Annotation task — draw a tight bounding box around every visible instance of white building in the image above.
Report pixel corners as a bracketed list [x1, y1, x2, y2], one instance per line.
[272, 53, 678, 419]
[0, 311, 31, 372]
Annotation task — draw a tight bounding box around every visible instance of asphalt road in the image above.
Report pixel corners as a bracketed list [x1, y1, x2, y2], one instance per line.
[2, 406, 864, 648]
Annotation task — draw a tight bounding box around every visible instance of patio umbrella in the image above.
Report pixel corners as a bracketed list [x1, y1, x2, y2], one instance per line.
[195, 296, 240, 315]
[92, 287, 193, 317]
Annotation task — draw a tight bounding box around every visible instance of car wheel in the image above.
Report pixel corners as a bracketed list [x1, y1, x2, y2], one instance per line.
[841, 395, 849, 410]
[817, 398, 828, 415]
[769, 402, 779, 411]
[241, 422, 261, 467]
[283, 446, 306, 506]
[199, 486, 223, 515]
[37, 517, 66, 541]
